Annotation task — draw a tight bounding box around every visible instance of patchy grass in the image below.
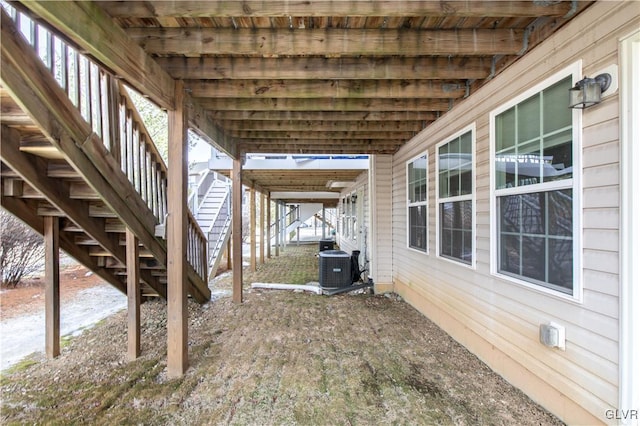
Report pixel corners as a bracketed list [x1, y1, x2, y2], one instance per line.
[0, 244, 563, 425]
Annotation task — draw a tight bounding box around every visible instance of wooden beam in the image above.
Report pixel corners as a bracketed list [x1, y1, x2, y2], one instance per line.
[100, 1, 572, 18]
[128, 28, 523, 56]
[156, 56, 490, 80]
[216, 120, 425, 132]
[230, 131, 416, 140]
[126, 228, 141, 361]
[195, 97, 450, 112]
[187, 79, 466, 99]
[186, 92, 238, 159]
[250, 187, 257, 272]
[232, 157, 243, 303]
[209, 110, 437, 122]
[44, 215, 60, 359]
[167, 80, 188, 378]
[20, 1, 174, 110]
[238, 139, 404, 150]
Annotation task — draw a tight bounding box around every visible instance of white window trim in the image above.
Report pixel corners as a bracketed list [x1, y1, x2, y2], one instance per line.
[406, 151, 429, 254]
[435, 123, 476, 269]
[620, 29, 640, 421]
[489, 61, 583, 303]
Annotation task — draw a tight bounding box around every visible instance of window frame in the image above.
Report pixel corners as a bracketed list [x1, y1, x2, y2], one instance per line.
[435, 123, 476, 268]
[406, 151, 429, 254]
[489, 61, 583, 302]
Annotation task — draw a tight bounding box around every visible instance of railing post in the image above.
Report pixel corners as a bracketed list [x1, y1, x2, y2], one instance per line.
[167, 80, 188, 377]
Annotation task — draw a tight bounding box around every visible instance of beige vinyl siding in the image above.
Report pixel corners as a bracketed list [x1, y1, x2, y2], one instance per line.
[389, 2, 639, 423]
[369, 155, 393, 286]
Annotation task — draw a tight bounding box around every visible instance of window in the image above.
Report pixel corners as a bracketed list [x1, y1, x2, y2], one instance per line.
[437, 126, 474, 265]
[350, 193, 358, 241]
[491, 67, 579, 297]
[407, 153, 428, 252]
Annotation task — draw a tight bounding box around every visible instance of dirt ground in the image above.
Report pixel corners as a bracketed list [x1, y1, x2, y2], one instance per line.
[0, 265, 105, 320]
[0, 245, 564, 425]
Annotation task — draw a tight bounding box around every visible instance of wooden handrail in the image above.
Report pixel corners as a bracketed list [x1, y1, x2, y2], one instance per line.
[3, 4, 209, 285]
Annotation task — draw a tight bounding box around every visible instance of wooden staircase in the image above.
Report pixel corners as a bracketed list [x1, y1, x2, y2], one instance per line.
[0, 8, 210, 303]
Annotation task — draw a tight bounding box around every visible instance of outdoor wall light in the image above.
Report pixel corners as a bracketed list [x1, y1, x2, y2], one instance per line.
[568, 73, 612, 109]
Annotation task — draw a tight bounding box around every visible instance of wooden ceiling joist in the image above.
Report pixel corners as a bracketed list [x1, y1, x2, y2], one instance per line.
[229, 130, 417, 140]
[216, 120, 425, 132]
[207, 110, 438, 122]
[128, 28, 525, 56]
[11, 0, 590, 202]
[155, 56, 491, 80]
[186, 79, 467, 99]
[237, 142, 403, 155]
[99, 1, 573, 19]
[196, 97, 451, 112]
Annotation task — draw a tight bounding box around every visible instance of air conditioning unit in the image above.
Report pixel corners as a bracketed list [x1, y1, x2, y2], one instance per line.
[319, 239, 335, 252]
[319, 250, 352, 288]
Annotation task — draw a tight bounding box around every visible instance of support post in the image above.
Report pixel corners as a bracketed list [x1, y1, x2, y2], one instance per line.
[44, 216, 60, 359]
[275, 201, 280, 257]
[266, 193, 272, 259]
[282, 204, 287, 251]
[322, 206, 326, 239]
[249, 187, 256, 272]
[232, 156, 243, 303]
[226, 237, 232, 270]
[126, 228, 141, 360]
[260, 192, 265, 265]
[167, 80, 188, 377]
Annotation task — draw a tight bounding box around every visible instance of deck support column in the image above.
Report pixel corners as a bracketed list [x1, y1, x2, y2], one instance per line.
[232, 157, 243, 303]
[167, 80, 188, 377]
[275, 201, 280, 256]
[322, 206, 326, 239]
[249, 187, 256, 272]
[44, 216, 60, 359]
[266, 193, 272, 259]
[226, 238, 232, 270]
[126, 228, 141, 360]
[259, 192, 265, 265]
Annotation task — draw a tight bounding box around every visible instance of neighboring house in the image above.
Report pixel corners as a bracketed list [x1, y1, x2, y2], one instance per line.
[334, 2, 639, 424]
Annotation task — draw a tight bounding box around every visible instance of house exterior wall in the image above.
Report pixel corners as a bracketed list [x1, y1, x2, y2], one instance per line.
[369, 155, 394, 292]
[336, 171, 369, 274]
[388, 2, 640, 424]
